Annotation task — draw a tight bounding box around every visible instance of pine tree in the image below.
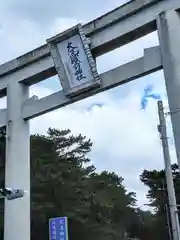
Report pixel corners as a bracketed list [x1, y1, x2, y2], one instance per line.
[0, 127, 140, 240]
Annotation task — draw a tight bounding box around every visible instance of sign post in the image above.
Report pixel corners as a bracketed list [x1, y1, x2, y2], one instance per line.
[49, 217, 68, 240]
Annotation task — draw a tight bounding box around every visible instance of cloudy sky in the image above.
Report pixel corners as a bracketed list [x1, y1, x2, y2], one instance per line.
[0, 0, 177, 208]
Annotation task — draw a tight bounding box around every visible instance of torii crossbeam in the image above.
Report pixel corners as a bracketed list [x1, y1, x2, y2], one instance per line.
[0, 1, 180, 240]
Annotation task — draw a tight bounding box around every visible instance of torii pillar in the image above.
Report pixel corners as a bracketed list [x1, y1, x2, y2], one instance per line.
[4, 82, 30, 240]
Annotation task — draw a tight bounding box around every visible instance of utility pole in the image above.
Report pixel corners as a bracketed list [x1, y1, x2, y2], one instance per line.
[157, 100, 180, 240]
[162, 179, 173, 240]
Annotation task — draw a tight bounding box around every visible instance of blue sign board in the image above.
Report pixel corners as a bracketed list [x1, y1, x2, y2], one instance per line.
[49, 217, 68, 240]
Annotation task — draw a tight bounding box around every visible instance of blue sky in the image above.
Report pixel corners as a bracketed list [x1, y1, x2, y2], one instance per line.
[0, 0, 177, 209]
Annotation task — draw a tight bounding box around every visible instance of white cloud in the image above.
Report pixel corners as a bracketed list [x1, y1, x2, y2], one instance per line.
[30, 72, 168, 208]
[0, 0, 176, 209]
[2, 0, 130, 26]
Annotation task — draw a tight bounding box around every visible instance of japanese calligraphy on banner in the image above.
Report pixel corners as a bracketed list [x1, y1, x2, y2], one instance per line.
[49, 217, 68, 240]
[57, 34, 92, 88]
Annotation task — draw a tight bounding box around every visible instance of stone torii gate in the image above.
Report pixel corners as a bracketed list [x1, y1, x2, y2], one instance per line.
[0, 0, 180, 240]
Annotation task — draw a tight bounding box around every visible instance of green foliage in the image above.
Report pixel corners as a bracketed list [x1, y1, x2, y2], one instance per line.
[140, 164, 180, 240]
[0, 128, 141, 240]
[4, 126, 179, 240]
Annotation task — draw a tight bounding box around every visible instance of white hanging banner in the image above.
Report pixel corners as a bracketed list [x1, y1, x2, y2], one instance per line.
[47, 24, 101, 97]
